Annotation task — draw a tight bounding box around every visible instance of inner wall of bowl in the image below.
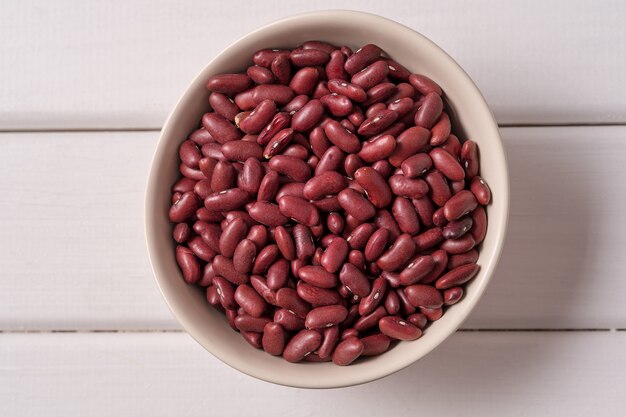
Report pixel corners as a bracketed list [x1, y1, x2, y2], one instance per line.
[148, 11, 507, 388]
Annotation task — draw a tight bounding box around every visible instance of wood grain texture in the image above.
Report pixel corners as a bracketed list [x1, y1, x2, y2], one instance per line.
[1, 331, 625, 416]
[0, 126, 624, 330]
[1, 0, 625, 129]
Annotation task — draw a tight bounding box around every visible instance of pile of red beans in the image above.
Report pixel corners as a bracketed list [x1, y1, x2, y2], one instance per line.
[169, 41, 490, 365]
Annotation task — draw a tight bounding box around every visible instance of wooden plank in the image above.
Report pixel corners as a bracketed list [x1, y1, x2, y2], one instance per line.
[1, 1, 625, 129]
[1, 126, 625, 330]
[1, 331, 625, 416]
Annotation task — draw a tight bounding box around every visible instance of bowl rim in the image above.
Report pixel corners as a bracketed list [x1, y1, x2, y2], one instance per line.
[145, 9, 510, 388]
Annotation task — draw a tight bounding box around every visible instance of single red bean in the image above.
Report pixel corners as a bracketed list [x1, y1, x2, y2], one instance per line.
[247, 201, 288, 227]
[344, 44, 382, 74]
[187, 235, 216, 262]
[326, 212, 344, 235]
[288, 67, 318, 96]
[193, 179, 212, 199]
[436, 263, 481, 290]
[173, 223, 190, 243]
[179, 164, 205, 181]
[291, 99, 324, 132]
[282, 95, 309, 114]
[238, 158, 263, 194]
[353, 166, 392, 208]
[440, 234, 476, 254]
[303, 171, 348, 200]
[274, 308, 305, 331]
[424, 169, 452, 207]
[415, 92, 443, 129]
[263, 128, 294, 159]
[396, 288, 416, 316]
[252, 245, 279, 276]
[312, 80, 331, 99]
[469, 206, 487, 244]
[250, 275, 277, 305]
[305, 305, 348, 329]
[377, 234, 416, 271]
[202, 113, 242, 144]
[441, 134, 461, 158]
[408, 73, 442, 96]
[413, 227, 444, 252]
[290, 49, 330, 66]
[338, 188, 376, 221]
[388, 175, 428, 199]
[344, 154, 364, 178]
[247, 65, 275, 84]
[407, 313, 428, 329]
[353, 305, 387, 332]
[470, 176, 491, 205]
[276, 287, 311, 318]
[379, 316, 422, 341]
[210, 161, 236, 192]
[172, 177, 197, 194]
[206, 285, 222, 308]
[257, 112, 291, 146]
[374, 209, 402, 241]
[213, 276, 236, 310]
[448, 248, 479, 269]
[363, 82, 396, 106]
[270, 53, 291, 84]
[421, 249, 449, 284]
[430, 112, 451, 146]
[298, 265, 338, 289]
[387, 97, 414, 118]
[179, 140, 202, 169]
[175, 245, 201, 284]
[443, 217, 474, 240]
[332, 336, 364, 366]
[197, 208, 223, 223]
[339, 262, 371, 297]
[358, 109, 398, 137]
[372, 160, 394, 178]
[253, 49, 290, 67]
[201, 143, 225, 160]
[189, 128, 215, 146]
[461, 140, 479, 179]
[283, 329, 322, 363]
[358, 135, 396, 163]
[364, 228, 390, 262]
[421, 306, 443, 321]
[277, 195, 319, 226]
[290, 224, 314, 260]
[388, 126, 431, 167]
[206, 73, 252, 94]
[346, 223, 375, 250]
[348, 250, 367, 272]
[256, 171, 279, 202]
[169, 191, 199, 223]
[351, 60, 389, 90]
[323, 119, 360, 153]
[252, 84, 294, 106]
[399, 255, 435, 286]
[266, 258, 290, 291]
[274, 225, 296, 261]
[391, 197, 420, 235]
[327, 79, 367, 102]
[213, 255, 248, 285]
[386, 82, 417, 103]
[320, 237, 349, 273]
[234, 89, 256, 110]
[268, 155, 311, 182]
[358, 276, 387, 316]
[361, 333, 391, 356]
[239, 100, 277, 135]
[326, 50, 349, 80]
[199, 223, 220, 252]
[315, 146, 345, 175]
[262, 322, 286, 355]
[384, 290, 401, 315]
[318, 326, 340, 359]
[234, 284, 267, 318]
[297, 282, 341, 307]
[444, 286, 464, 306]
[433, 207, 448, 227]
[320, 93, 353, 117]
[219, 218, 247, 257]
[443, 190, 478, 221]
[404, 284, 443, 309]
[232, 239, 257, 274]
[430, 148, 465, 181]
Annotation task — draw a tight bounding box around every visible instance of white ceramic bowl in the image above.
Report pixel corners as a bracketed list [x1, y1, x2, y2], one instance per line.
[146, 10, 509, 388]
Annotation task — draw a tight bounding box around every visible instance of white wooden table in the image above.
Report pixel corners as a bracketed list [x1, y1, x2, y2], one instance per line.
[2, 1, 626, 415]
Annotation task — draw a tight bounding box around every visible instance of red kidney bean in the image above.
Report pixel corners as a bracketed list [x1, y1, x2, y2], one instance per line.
[290, 49, 330, 66]
[173, 223, 191, 243]
[470, 176, 491, 205]
[206, 285, 222, 309]
[377, 234, 416, 271]
[413, 227, 444, 252]
[202, 113, 242, 144]
[266, 258, 290, 291]
[234, 89, 256, 110]
[252, 245, 279, 275]
[201, 143, 225, 160]
[247, 65, 274, 84]
[353, 167, 392, 208]
[327, 79, 367, 103]
[351, 60, 389, 90]
[175, 246, 201, 284]
[298, 265, 338, 289]
[344, 44, 382, 74]
[234, 284, 267, 319]
[364, 227, 390, 262]
[250, 275, 277, 305]
[225, 309, 238, 330]
[213, 276, 236, 310]
[424, 169, 452, 207]
[338, 188, 376, 221]
[443, 286, 464, 306]
[388, 175, 428, 199]
[337, 262, 369, 298]
[469, 205, 487, 244]
[318, 325, 340, 359]
[276, 287, 310, 318]
[210, 161, 235, 192]
[374, 209, 402, 241]
[288, 67, 318, 96]
[305, 305, 348, 329]
[291, 258, 306, 277]
[239, 100, 276, 135]
[262, 322, 285, 356]
[179, 164, 204, 181]
[326, 212, 344, 235]
[448, 248, 479, 269]
[436, 263, 481, 290]
[190, 128, 215, 145]
[193, 179, 213, 200]
[326, 50, 349, 80]
[291, 224, 314, 260]
[461, 140, 479, 179]
[197, 207, 223, 223]
[358, 276, 387, 316]
[257, 112, 291, 146]
[187, 236, 216, 262]
[312, 81, 331, 99]
[443, 217, 473, 240]
[179, 140, 202, 169]
[391, 197, 420, 235]
[443, 190, 478, 221]
[252, 84, 294, 106]
[172, 177, 197, 194]
[420, 249, 449, 284]
[283, 94, 309, 114]
[441, 133, 461, 158]
[384, 290, 401, 315]
[441, 234, 476, 255]
[276, 195, 318, 226]
[213, 255, 248, 285]
[320, 93, 353, 117]
[247, 201, 288, 227]
[255, 171, 278, 202]
[430, 112, 451, 146]
[404, 284, 443, 309]
[358, 135, 396, 163]
[297, 282, 341, 307]
[263, 128, 294, 159]
[395, 288, 416, 316]
[379, 316, 422, 341]
[274, 308, 305, 331]
[387, 97, 414, 118]
[432, 207, 448, 227]
[274, 225, 296, 261]
[232, 239, 257, 274]
[381, 270, 401, 288]
[344, 154, 364, 178]
[371, 160, 393, 179]
[353, 305, 387, 332]
[363, 82, 396, 106]
[421, 306, 443, 321]
[364, 103, 387, 119]
[268, 155, 311, 182]
[283, 329, 322, 363]
[199, 223, 221, 252]
[346, 223, 375, 250]
[388, 126, 431, 167]
[332, 336, 363, 366]
[303, 171, 348, 200]
[267, 53, 289, 84]
[169, 191, 199, 223]
[399, 255, 435, 286]
[361, 333, 391, 356]
[430, 148, 464, 181]
[358, 109, 398, 136]
[408, 73, 442, 96]
[218, 218, 247, 257]
[253, 49, 289, 67]
[206, 73, 251, 95]
[320, 237, 349, 273]
[323, 119, 360, 153]
[315, 146, 345, 175]
[238, 158, 263, 194]
[313, 196, 342, 212]
[407, 313, 428, 329]
[290, 99, 324, 132]
[415, 93, 443, 129]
